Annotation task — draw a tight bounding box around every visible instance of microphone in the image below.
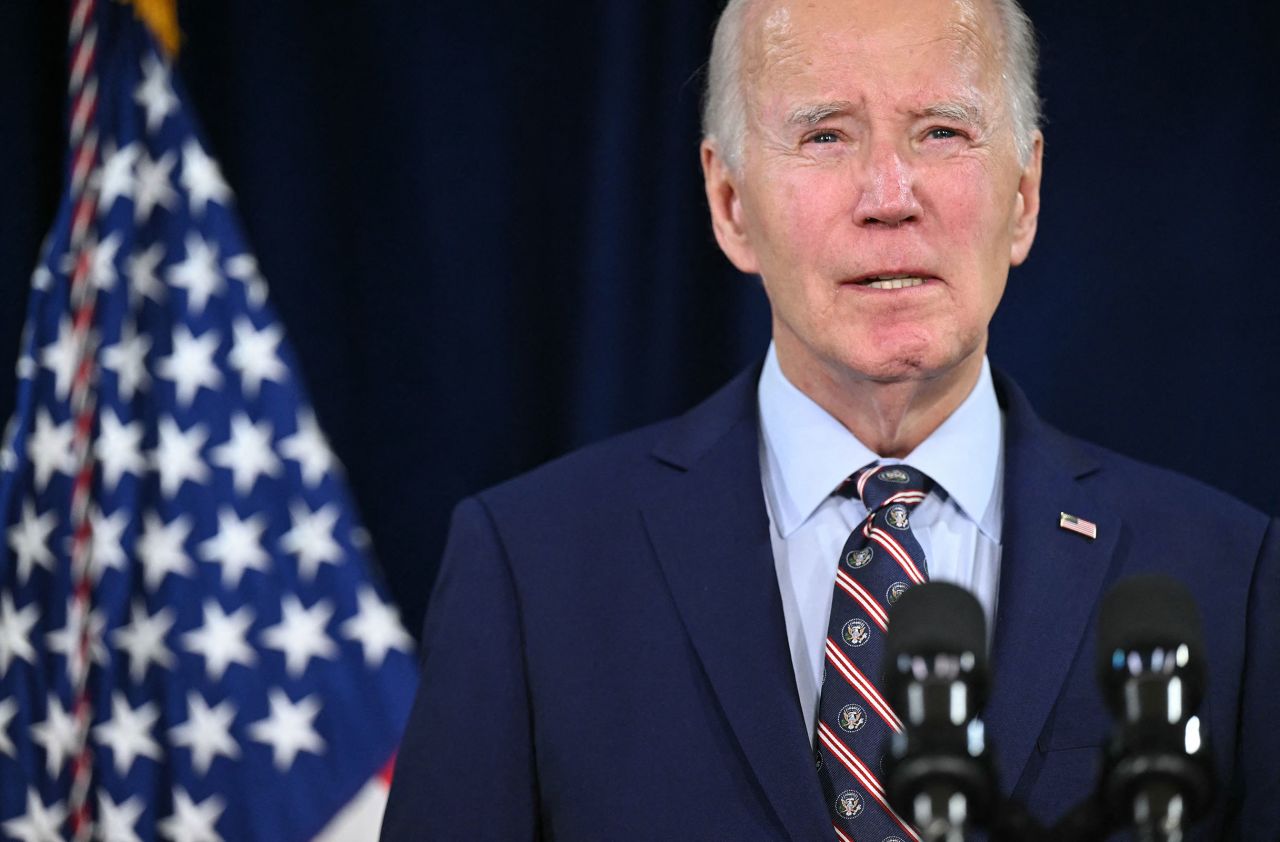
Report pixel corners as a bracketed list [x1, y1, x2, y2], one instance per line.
[883, 582, 996, 842]
[1096, 575, 1215, 842]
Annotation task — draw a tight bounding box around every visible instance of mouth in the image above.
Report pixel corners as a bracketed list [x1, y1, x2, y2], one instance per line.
[848, 273, 938, 290]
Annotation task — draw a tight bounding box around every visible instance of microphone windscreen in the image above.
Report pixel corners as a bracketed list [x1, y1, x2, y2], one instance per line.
[886, 582, 988, 674]
[1096, 575, 1205, 701]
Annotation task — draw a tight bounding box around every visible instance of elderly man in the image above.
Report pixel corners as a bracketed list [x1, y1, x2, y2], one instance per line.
[382, 0, 1278, 839]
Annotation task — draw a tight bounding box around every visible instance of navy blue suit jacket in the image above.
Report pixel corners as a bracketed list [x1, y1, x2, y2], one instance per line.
[381, 367, 1279, 840]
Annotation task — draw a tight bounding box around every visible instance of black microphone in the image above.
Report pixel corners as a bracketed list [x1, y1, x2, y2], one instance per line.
[1096, 575, 1215, 842]
[883, 582, 996, 842]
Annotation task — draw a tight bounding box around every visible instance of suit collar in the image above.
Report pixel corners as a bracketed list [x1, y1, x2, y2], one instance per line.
[985, 371, 1121, 794]
[645, 363, 832, 840]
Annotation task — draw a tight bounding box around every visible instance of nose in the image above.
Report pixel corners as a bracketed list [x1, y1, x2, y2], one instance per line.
[855, 143, 921, 228]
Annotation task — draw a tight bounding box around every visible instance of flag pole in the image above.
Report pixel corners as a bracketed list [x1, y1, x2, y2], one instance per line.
[64, 0, 105, 837]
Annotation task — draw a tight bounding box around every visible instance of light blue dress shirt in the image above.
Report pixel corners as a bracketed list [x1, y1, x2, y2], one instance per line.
[757, 344, 1005, 741]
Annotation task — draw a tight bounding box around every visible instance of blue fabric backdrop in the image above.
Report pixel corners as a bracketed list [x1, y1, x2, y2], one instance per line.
[2, 0, 1277, 639]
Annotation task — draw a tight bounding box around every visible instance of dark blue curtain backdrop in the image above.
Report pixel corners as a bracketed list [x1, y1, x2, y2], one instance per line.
[3, 1, 1278, 639]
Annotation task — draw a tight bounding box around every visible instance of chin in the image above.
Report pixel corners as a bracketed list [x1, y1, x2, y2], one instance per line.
[836, 336, 938, 382]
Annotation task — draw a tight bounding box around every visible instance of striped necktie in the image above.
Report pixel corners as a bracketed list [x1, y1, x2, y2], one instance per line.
[815, 463, 931, 842]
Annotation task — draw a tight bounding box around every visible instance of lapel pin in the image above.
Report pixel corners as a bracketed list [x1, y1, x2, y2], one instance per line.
[1059, 512, 1098, 540]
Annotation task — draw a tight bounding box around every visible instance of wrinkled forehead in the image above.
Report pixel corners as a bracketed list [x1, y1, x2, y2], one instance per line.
[741, 0, 1003, 109]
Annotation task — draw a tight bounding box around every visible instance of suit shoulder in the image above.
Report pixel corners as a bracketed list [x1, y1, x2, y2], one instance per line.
[470, 364, 761, 522]
[1073, 436, 1270, 533]
[475, 416, 679, 517]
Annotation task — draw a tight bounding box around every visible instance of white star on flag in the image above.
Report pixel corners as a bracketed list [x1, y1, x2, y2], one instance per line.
[126, 241, 166, 305]
[94, 141, 140, 212]
[248, 689, 325, 772]
[156, 324, 222, 407]
[157, 788, 225, 842]
[209, 414, 282, 494]
[7, 500, 57, 585]
[14, 352, 36, 383]
[279, 501, 343, 581]
[0, 698, 17, 759]
[111, 601, 177, 683]
[228, 318, 286, 398]
[30, 695, 78, 778]
[25, 409, 75, 491]
[95, 407, 147, 491]
[133, 53, 177, 133]
[89, 505, 130, 582]
[46, 599, 109, 671]
[169, 692, 241, 775]
[261, 595, 338, 678]
[341, 586, 415, 668]
[97, 792, 145, 842]
[136, 511, 196, 590]
[0, 593, 39, 673]
[167, 233, 224, 316]
[197, 507, 270, 588]
[224, 253, 268, 308]
[278, 410, 335, 486]
[38, 317, 79, 401]
[101, 321, 152, 400]
[181, 140, 232, 215]
[89, 231, 123, 290]
[151, 417, 211, 496]
[181, 600, 257, 682]
[1, 788, 66, 842]
[92, 692, 163, 775]
[133, 148, 178, 223]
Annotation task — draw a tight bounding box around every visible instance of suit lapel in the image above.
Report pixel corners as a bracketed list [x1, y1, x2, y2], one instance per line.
[641, 367, 831, 841]
[985, 374, 1122, 793]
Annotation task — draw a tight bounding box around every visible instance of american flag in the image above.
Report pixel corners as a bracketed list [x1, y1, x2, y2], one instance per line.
[1059, 512, 1099, 541]
[0, 2, 418, 840]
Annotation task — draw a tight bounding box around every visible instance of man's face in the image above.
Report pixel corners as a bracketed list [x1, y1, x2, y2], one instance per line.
[704, 0, 1042, 390]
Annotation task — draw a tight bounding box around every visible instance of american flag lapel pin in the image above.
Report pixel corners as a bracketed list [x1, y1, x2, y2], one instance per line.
[1059, 512, 1098, 540]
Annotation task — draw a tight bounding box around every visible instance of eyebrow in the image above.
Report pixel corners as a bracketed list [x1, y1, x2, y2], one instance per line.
[785, 100, 857, 127]
[917, 101, 985, 126]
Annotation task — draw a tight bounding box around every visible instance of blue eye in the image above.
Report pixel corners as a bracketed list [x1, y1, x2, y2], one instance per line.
[807, 131, 840, 144]
[927, 127, 959, 140]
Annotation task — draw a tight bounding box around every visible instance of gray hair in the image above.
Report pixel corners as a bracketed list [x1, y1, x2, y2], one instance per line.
[702, 0, 1042, 170]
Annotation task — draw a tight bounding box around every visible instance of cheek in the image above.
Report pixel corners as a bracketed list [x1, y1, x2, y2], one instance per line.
[927, 163, 1017, 269]
[760, 171, 847, 263]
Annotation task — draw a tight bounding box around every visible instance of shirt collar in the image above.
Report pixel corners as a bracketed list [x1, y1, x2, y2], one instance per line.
[757, 343, 1003, 540]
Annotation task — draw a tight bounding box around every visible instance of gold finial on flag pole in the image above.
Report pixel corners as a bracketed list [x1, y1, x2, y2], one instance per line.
[126, 0, 180, 56]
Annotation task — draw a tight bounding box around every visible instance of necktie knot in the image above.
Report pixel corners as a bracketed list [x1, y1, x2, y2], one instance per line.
[841, 462, 932, 512]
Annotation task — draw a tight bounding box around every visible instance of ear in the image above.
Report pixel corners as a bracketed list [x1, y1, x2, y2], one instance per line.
[1009, 130, 1043, 267]
[701, 139, 760, 274]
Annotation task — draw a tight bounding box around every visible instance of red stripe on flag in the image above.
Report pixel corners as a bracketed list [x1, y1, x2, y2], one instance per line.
[378, 754, 397, 785]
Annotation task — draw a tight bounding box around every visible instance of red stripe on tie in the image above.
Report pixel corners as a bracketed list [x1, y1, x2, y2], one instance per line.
[868, 528, 925, 584]
[818, 723, 884, 797]
[855, 466, 877, 500]
[818, 725, 923, 842]
[882, 490, 927, 507]
[868, 528, 926, 584]
[835, 570, 888, 630]
[833, 823, 855, 842]
[825, 638, 902, 731]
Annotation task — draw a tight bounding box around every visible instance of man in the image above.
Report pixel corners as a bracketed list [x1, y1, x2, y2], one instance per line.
[382, 0, 1278, 838]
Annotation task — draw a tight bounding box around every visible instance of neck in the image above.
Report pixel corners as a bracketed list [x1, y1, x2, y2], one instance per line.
[776, 346, 985, 458]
